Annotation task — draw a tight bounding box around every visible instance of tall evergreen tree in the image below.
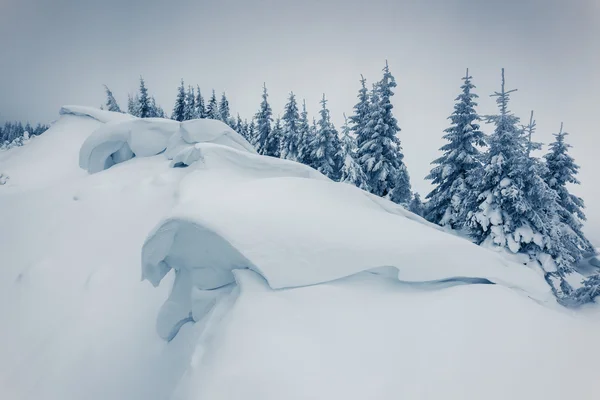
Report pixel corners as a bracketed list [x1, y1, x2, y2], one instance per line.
[172, 80, 186, 122]
[137, 77, 151, 118]
[339, 113, 368, 189]
[196, 86, 206, 118]
[219, 92, 232, 125]
[297, 99, 311, 164]
[280, 92, 302, 161]
[466, 69, 569, 268]
[358, 62, 410, 202]
[254, 83, 274, 156]
[247, 119, 257, 147]
[544, 123, 594, 255]
[104, 85, 121, 112]
[127, 94, 139, 117]
[269, 117, 284, 158]
[309, 94, 342, 180]
[425, 69, 485, 228]
[183, 86, 196, 121]
[350, 74, 370, 150]
[206, 90, 221, 120]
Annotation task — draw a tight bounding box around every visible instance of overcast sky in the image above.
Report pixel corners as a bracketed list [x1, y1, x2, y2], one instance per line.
[1, 0, 599, 242]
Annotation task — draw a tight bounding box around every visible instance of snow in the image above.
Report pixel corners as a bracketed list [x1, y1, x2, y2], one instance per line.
[1, 106, 600, 400]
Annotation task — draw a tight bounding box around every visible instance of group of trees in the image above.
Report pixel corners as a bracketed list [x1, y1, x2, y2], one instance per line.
[0, 121, 48, 150]
[423, 68, 596, 303]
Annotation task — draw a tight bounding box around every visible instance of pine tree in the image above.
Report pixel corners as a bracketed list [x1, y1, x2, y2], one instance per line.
[309, 94, 342, 180]
[219, 92, 232, 125]
[206, 90, 221, 120]
[409, 193, 425, 217]
[104, 85, 121, 112]
[466, 69, 568, 267]
[281, 92, 302, 161]
[358, 62, 410, 202]
[297, 99, 311, 165]
[137, 77, 151, 118]
[147, 96, 165, 118]
[350, 74, 370, 150]
[425, 69, 485, 228]
[172, 80, 186, 122]
[339, 113, 368, 189]
[269, 117, 284, 158]
[183, 86, 196, 121]
[196, 86, 206, 118]
[254, 83, 274, 156]
[544, 123, 594, 255]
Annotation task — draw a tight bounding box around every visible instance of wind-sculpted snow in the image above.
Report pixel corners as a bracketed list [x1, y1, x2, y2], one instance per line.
[79, 117, 254, 173]
[142, 146, 552, 340]
[59, 105, 134, 124]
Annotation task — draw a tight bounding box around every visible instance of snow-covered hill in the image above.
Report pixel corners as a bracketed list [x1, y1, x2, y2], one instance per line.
[1, 107, 599, 400]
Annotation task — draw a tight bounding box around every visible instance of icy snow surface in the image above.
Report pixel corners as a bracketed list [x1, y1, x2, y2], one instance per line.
[1, 107, 600, 400]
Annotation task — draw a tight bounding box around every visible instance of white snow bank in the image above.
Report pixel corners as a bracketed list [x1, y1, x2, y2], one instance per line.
[79, 118, 254, 174]
[60, 105, 134, 124]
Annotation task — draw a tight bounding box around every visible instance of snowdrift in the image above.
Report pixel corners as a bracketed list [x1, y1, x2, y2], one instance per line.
[2, 106, 599, 400]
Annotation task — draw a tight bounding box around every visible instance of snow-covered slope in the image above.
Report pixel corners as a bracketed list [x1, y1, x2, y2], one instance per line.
[1, 108, 599, 400]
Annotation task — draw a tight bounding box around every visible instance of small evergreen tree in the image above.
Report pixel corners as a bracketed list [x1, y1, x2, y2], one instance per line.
[254, 83, 274, 156]
[269, 117, 283, 158]
[247, 119, 257, 147]
[544, 123, 594, 255]
[281, 92, 302, 161]
[172, 80, 186, 122]
[196, 86, 206, 118]
[409, 193, 425, 217]
[206, 90, 221, 120]
[104, 85, 121, 112]
[219, 92, 232, 125]
[425, 69, 485, 228]
[339, 113, 368, 189]
[309, 94, 342, 180]
[127, 94, 139, 117]
[137, 77, 151, 118]
[297, 99, 311, 165]
[183, 86, 196, 121]
[350, 74, 370, 150]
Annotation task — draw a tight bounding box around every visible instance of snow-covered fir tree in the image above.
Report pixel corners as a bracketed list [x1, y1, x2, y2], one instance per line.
[206, 90, 221, 120]
[183, 86, 196, 121]
[339, 113, 368, 189]
[425, 69, 485, 228]
[297, 99, 311, 164]
[148, 96, 166, 118]
[137, 77, 151, 118]
[409, 193, 425, 217]
[543, 123, 594, 255]
[254, 84, 275, 156]
[104, 85, 121, 112]
[234, 114, 245, 137]
[358, 62, 410, 203]
[522, 111, 542, 158]
[466, 69, 571, 270]
[196, 86, 206, 118]
[565, 273, 600, 306]
[269, 117, 283, 158]
[219, 92, 233, 126]
[247, 119, 257, 147]
[349, 74, 370, 151]
[280, 92, 302, 161]
[127, 94, 139, 117]
[172, 80, 186, 122]
[309, 94, 342, 180]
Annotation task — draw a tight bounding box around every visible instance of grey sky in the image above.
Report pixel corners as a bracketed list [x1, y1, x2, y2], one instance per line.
[1, 0, 599, 242]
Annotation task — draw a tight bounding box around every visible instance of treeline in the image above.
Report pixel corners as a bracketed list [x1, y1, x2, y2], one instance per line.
[1, 121, 49, 149]
[104, 64, 597, 305]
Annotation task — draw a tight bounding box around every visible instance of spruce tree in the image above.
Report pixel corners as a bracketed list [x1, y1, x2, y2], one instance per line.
[544, 123, 594, 255]
[247, 119, 257, 147]
[466, 69, 568, 268]
[127, 94, 139, 117]
[254, 83, 274, 156]
[339, 113, 368, 189]
[196, 86, 206, 118]
[269, 117, 283, 158]
[138, 77, 151, 118]
[358, 62, 410, 202]
[104, 85, 121, 112]
[309, 94, 342, 180]
[350, 74, 370, 150]
[281, 92, 302, 161]
[425, 69, 485, 228]
[219, 92, 232, 125]
[206, 90, 221, 120]
[409, 193, 425, 217]
[297, 99, 311, 165]
[183, 86, 196, 121]
[172, 80, 186, 122]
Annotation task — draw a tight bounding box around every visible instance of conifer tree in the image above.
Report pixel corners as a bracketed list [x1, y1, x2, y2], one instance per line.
[358, 62, 410, 202]
[219, 92, 232, 125]
[269, 117, 283, 158]
[206, 90, 221, 120]
[183, 86, 196, 121]
[409, 193, 425, 217]
[350, 74, 370, 150]
[254, 83, 274, 156]
[544, 123, 594, 255]
[425, 70, 485, 227]
[297, 99, 311, 165]
[172, 80, 186, 122]
[339, 113, 368, 189]
[466, 69, 568, 268]
[137, 77, 151, 118]
[104, 85, 121, 112]
[127, 94, 140, 117]
[281, 92, 302, 161]
[247, 119, 257, 147]
[309, 94, 342, 180]
[196, 86, 206, 118]
[148, 96, 165, 118]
